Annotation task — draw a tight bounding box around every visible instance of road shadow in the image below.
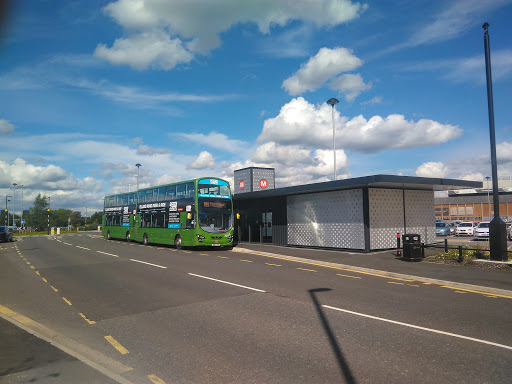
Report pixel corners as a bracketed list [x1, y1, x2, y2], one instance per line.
[308, 288, 357, 384]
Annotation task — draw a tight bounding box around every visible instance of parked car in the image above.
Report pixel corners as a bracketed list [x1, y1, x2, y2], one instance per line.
[455, 222, 475, 236]
[447, 222, 456, 235]
[435, 221, 450, 236]
[473, 221, 490, 240]
[0, 226, 13, 242]
[509, 223, 512, 241]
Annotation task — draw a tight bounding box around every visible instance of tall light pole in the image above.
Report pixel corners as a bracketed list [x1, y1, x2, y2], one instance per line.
[21, 185, 24, 230]
[135, 163, 141, 210]
[483, 22, 507, 261]
[326, 98, 339, 181]
[47, 196, 51, 235]
[5, 195, 12, 227]
[485, 176, 491, 219]
[12, 183, 17, 228]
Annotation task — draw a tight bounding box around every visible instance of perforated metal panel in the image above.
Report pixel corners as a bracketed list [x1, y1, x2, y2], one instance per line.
[369, 188, 436, 249]
[252, 168, 275, 192]
[233, 168, 252, 194]
[369, 188, 404, 249]
[234, 167, 275, 194]
[287, 189, 364, 249]
[404, 190, 436, 244]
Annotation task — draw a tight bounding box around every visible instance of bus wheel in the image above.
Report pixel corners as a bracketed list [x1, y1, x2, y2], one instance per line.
[107, 231, 111, 240]
[143, 233, 148, 246]
[174, 235, 182, 249]
[126, 232, 130, 242]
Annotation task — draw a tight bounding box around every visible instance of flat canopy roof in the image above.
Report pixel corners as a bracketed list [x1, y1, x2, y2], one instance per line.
[233, 174, 482, 200]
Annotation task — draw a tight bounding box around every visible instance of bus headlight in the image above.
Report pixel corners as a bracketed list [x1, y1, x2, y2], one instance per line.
[196, 234, 205, 242]
[225, 234, 233, 240]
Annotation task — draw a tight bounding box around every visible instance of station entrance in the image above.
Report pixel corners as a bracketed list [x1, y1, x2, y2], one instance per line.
[234, 196, 287, 246]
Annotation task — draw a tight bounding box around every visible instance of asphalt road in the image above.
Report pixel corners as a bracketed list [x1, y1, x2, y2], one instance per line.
[1, 233, 512, 383]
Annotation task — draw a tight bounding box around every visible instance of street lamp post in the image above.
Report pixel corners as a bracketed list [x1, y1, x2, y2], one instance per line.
[326, 98, 339, 181]
[21, 185, 23, 231]
[483, 22, 507, 261]
[47, 196, 51, 235]
[12, 183, 17, 228]
[135, 163, 141, 210]
[5, 195, 12, 227]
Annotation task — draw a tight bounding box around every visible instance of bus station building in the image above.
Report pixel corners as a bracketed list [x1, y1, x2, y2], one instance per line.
[233, 169, 481, 252]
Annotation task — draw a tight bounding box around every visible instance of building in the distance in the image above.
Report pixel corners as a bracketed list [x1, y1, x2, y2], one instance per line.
[434, 178, 512, 223]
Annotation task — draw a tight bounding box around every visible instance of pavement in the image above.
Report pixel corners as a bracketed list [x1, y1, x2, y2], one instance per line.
[234, 242, 512, 294]
[1, 239, 511, 383]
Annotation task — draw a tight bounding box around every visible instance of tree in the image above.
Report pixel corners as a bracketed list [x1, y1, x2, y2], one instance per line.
[70, 211, 81, 228]
[51, 209, 75, 228]
[90, 211, 103, 225]
[27, 194, 50, 231]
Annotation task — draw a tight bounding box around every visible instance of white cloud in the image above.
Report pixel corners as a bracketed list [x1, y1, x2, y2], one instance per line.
[379, 0, 510, 55]
[302, 149, 349, 180]
[187, 151, 215, 169]
[0, 119, 14, 134]
[251, 142, 312, 166]
[497, 141, 512, 162]
[94, 29, 194, 70]
[258, 97, 463, 154]
[0, 57, 237, 117]
[458, 172, 484, 182]
[0, 158, 103, 213]
[98, 0, 367, 69]
[136, 145, 171, 156]
[342, 114, 463, 153]
[405, 0, 505, 48]
[415, 161, 448, 178]
[361, 96, 382, 105]
[282, 47, 363, 95]
[404, 50, 512, 84]
[178, 132, 249, 154]
[329, 73, 372, 101]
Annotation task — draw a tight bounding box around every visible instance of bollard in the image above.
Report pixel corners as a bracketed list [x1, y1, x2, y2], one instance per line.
[396, 233, 401, 257]
[458, 245, 463, 263]
[421, 243, 425, 258]
[445, 238, 448, 253]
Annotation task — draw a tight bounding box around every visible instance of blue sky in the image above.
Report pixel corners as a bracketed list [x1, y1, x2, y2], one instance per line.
[1, 0, 512, 214]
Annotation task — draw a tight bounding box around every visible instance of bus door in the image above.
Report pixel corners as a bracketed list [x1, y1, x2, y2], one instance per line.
[132, 214, 139, 237]
[261, 211, 272, 243]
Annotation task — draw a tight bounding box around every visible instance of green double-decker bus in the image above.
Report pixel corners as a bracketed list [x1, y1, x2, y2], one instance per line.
[102, 177, 233, 248]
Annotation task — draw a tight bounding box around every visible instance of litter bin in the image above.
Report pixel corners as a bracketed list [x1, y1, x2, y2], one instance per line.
[402, 233, 422, 261]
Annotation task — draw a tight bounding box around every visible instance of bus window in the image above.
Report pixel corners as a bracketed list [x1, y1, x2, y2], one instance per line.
[166, 185, 176, 199]
[145, 190, 153, 202]
[177, 184, 186, 199]
[122, 194, 128, 205]
[186, 182, 195, 198]
[157, 187, 165, 201]
[128, 193, 136, 205]
[138, 190, 145, 203]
